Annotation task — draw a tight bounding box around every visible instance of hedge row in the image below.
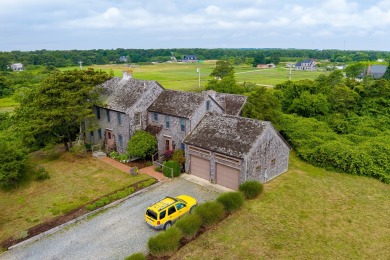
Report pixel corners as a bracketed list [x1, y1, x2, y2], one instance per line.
[85, 186, 135, 211]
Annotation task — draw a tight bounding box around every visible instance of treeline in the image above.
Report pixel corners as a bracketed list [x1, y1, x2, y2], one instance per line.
[1, 48, 390, 70]
[242, 71, 390, 184]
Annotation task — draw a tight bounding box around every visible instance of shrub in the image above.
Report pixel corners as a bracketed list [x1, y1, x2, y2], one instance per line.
[148, 226, 182, 257]
[124, 187, 135, 194]
[216, 192, 244, 212]
[145, 161, 153, 167]
[109, 151, 120, 160]
[116, 191, 128, 199]
[138, 179, 156, 188]
[127, 130, 157, 159]
[171, 150, 185, 169]
[109, 193, 119, 201]
[85, 204, 97, 211]
[101, 196, 110, 205]
[163, 160, 181, 178]
[164, 150, 173, 160]
[119, 153, 129, 162]
[95, 200, 106, 208]
[154, 166, 162, 172]
[175, 213, 202, 239]
[124, 253, 146, 260]
[35, 166, 50, 181]
[239, 180, 264, 199]
[194, 201, 225, 226]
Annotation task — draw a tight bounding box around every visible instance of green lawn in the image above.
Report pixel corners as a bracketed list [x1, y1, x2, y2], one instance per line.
[172, 152, 390, 259]
[60, 62, 329, 91]
[0, 150, 151, 243]
[0, 96, 19, 113]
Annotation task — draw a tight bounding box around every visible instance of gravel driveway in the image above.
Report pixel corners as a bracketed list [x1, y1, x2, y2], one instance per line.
[0, 177, 222, 260]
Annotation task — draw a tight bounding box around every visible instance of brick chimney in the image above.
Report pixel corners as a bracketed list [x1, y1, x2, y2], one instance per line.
[122, 69, 133, 80]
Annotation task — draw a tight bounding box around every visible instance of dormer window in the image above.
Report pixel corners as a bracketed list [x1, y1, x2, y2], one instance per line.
[165, 115, 170, 128]
[206, 100, 211, 111]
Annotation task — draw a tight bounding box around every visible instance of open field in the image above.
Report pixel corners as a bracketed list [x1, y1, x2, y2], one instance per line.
[60, 62, 329, 91]
[0, 96, 18, 113]
[0, 150, 151, 243]
[172, 152, 390, 259]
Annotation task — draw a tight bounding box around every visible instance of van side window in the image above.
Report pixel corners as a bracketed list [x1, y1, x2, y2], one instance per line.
[159, 210, 166, 220]
[168, 206, 176, 215]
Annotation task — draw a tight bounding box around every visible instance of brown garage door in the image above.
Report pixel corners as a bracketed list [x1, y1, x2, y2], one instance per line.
[216, 163, 240, 190]
[190, 155, 210, 181]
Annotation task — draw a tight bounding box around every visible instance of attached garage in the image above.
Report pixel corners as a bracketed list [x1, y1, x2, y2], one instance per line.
[190, 155, 210, 181]
[216, 163, 240, 190]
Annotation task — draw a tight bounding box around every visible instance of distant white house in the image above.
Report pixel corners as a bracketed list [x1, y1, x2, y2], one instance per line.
[10, 63, 24, 71]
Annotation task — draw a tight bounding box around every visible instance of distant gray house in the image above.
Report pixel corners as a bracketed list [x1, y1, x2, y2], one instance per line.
[183, 55, 198, 62]
[368, 65, 388, 79]
[146, 90, 224, 156]
[295, 59, 316, 71]
[184, 113, 291, 189]
[87, 71, 164, 153]
[10, 63, 24, 71]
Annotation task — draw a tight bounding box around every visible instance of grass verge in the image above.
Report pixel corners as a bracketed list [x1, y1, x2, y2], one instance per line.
[171, 152, 390, 259]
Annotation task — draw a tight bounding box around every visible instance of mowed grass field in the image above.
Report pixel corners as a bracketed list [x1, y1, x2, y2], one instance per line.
[172, 152, 390, 259]
[0, 149, 152, 243]
[61, 61, 329, 91]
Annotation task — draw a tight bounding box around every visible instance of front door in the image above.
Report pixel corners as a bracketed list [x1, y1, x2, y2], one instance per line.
[106, 129, 116, 151]
[165, 138, 172, 151]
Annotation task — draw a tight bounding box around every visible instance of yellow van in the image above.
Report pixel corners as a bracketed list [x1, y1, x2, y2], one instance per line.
[145, 195, 197, 230]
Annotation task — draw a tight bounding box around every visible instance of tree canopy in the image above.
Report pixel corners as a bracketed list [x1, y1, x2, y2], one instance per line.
[14, 68, 111, 150]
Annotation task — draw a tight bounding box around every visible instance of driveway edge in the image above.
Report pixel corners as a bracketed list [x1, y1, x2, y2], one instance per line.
[8, 181, 164, 250]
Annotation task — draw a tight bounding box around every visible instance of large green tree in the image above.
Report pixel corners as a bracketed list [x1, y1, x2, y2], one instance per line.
[0, 140, 27, 188]
[15, 68, 111, 150]
[206, 60, 241, 94]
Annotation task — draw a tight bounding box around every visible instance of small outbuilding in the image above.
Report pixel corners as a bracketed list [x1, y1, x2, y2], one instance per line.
[184, 113, 291, 190]
[10, 63, 24, 71]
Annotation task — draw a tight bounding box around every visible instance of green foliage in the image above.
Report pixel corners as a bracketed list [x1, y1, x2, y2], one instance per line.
[13, 69, 111, 151]
[109, 151, 120, 160]
[171, 149, 185, 169]
[148, 226, 182, 257]
[206, 60, 242, 94]
[216, 192, 245, 212]
[345, 62, 367, 78]
[124, 253, 146, 260]
[175, 213, 203, 239]
[239, 181, 264, 199]
[85, 187, 136, 211]
[382, 63, 390, 80]
[126, 130, 157, 159]
[210, 60, 235, 79]
[288, 91, 330, 117]
[138, 179, 156, 188]
[243, 86, 281, 122]
[34, 166, 50, 181]
[0, 140, 27, 188]
[162, 160, 181, 178]
[194, 201, 225, 226]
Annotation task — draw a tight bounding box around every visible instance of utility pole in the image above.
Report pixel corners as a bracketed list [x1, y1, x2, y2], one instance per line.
[78, 61, 83, 70]
[197, 67, 200, 88]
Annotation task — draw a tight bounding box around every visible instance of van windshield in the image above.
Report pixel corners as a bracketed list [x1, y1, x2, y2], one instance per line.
[146, 209, 157, 220]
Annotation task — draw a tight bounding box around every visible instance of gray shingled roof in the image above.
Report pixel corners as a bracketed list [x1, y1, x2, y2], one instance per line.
[99, 77, 162, 112]
[184, 113, 268, 158]
[370, 65, 387, 78]
[147, 90, 206, 118]
[213, 93, 247, 116]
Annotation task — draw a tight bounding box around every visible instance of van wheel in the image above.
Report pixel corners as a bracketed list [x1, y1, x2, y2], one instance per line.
[164, 222, 172, 230]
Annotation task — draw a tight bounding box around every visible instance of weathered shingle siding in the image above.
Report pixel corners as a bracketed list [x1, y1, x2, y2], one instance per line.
[88, 79, 163, 154]
[245, 124, 290, 183]
[148, 112, 189, 155]
[190, 97, 224, 131]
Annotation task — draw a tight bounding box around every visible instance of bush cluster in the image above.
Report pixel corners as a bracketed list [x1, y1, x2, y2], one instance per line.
[239, 181, 264, 199]
[175, 213, 203, 239]
[138, 179, 156, 188]
[163, 160, 181, 178]
[194, 201, 225, 226]
[34, 166, 50, 181]
[147, 226, 182, 257]
[216, 192, 244, 212]
[85, 187, 135, 211]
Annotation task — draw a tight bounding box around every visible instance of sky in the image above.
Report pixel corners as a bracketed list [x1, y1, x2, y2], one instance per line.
[1, 0, 389, 52]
